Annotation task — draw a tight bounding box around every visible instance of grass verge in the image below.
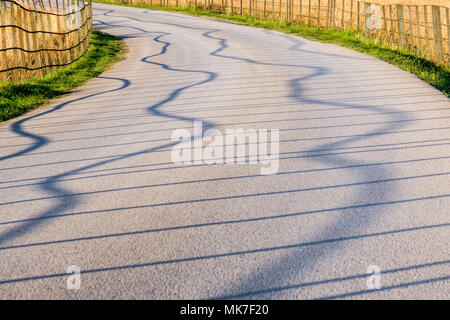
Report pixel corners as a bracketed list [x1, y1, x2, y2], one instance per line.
[95, 1, 449, 97]
[0, 30, 126, 122]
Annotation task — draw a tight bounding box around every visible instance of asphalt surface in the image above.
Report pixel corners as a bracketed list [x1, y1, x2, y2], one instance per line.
[0, 3, 449, 299]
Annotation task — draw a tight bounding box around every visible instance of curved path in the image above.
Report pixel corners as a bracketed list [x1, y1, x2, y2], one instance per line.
[0, 3, 449, 299]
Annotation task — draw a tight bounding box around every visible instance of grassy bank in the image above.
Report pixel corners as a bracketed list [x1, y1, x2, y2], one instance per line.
[0, 30, 126, 122]
[95, 1, 449, 97]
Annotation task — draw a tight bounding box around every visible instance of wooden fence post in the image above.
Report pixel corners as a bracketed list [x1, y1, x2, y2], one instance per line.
[407, 5, 413, 50]
[286, 0, 289, 22]
[79, 2, 84, 55]
[292, 0, 294, 22]
[424, 5, 430, 51]
[286, 0, 288, 22]
[446, 8, 450, 60]
[357, 1, 360, 31]
[381, 5, 387, 42]
[332, 0, 336, 28]
[17, 5, 28, 79]
[308, 0, 311, 25]
[397, 4, 406, 47]
[55, 1, 65, 66]
[0, 1, 8, 81]
[388, 5, 394, 44]
[292, 0, 295, 22]
[279, 0, 281, 20]
[24, 3, 33, 78]
[81, 1, 88, 54]
[272, 0, 274, 20]
[65, 0, 74, 64]
[317, 0, 321, 28]
[299, 0, 302, 24]
[431, 6, 443, 60]
[87, 0, 93, 48]
[415, 6, 421, 54]
[74, 0, 82, 60]
[32, 0, 44, 76]
[24, 1, 33, 72]
[9, 3, 19, 80]
[293, 0, 295, 22]
[349, 0, 353, 29]
[364, 2, 369, 37]
[333, 0, 337, 28]
[326, 0, 330, 28]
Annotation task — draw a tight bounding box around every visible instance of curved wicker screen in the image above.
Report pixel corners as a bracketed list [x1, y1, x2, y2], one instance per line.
[0, 0, 93, 81]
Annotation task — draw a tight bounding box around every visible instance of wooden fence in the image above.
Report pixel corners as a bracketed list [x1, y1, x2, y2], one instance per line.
[0, 0, 93, 82]
[116, 0, 450, 65]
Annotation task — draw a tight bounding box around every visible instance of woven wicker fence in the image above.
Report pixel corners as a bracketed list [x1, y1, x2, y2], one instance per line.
[117, 0, 449, 65]
[0, 0, 93, 82]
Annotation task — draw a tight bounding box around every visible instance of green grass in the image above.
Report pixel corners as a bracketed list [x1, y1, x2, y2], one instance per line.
[95, 1, 449, 96]
[0, 30, 126, 122]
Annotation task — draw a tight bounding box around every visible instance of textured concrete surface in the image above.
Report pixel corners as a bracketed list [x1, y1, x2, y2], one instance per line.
[0, 3, 449, 299]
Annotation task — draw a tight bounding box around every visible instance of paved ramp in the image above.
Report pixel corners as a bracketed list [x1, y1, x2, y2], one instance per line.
[0, 3, 449, 299]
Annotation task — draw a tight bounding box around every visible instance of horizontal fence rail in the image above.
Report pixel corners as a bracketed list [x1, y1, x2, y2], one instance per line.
[114, 0, 449, 65]
[0, 0, 93, 81]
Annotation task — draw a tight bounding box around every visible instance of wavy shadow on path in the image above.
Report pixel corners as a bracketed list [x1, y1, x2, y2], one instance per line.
[134, 12, 431, 298]
[0, 8, 440, 298]
[88, 9, 425, 298]
[0, 12, 219, 246]
[202, 29, 420, 298]
[0, 77, 130, 163]
[0, 77, 130, 242]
